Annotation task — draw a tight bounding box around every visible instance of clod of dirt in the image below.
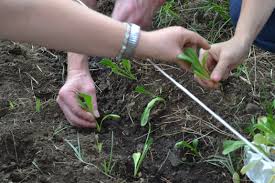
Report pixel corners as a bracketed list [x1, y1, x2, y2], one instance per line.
[168, 151, 183, 167]
[0, 99, 9, 118]
[245, 103, 261, 114]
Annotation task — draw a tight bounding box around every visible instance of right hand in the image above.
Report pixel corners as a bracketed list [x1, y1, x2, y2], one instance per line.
[57, 70, 99, 128]
[139, 27, 210, 70]
[196, 37, 250, 89]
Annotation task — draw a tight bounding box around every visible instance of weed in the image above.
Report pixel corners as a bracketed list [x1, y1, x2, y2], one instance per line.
[155, 0, 180, 28]
[203, 0, 230, 22]
[134, 85, 155, 97]
[206, 155, 240, 183]
[141, 97, 165, 127]
[132, 124, 153, 177]
[177, 48, 210, 80]
[35, 97, 41, 112]
[96, 114, 120, 133]
[100, 58, 137, 80]
[9, 100, 16, 110]
[101, 131, 116, 175]
[175, 139, 199, 156]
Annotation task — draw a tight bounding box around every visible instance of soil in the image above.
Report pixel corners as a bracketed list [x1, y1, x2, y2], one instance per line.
[0, 1, 275, 183]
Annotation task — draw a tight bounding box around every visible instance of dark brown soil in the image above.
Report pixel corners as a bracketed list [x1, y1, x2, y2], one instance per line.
[1, 1, 275, 183]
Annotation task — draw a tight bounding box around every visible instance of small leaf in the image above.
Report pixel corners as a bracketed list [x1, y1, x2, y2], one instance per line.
[222, 140, 245, 155]
[272, 99, 275, 109]
[253, 133, 269, 145]
[175, 140, 194, 150]
[101, 114, 121, 123]
[140, 97, 165, 127]
[35, 97, 41, 112]
[241, 160, 259, 175]
[133, 152, 141, 168]
[121, 59, 131, 72]
[78, 93, 94, 112]
[177, 53, 193, 64]
[134, 86, 153, 96]
[232, 172, 240, 183]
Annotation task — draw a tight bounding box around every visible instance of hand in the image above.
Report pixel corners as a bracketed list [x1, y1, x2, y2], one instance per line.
[137, 27, 210, 70]
[196, 37, 250, 88]
[57, 69, 99, 128]
[112, 0, 165, 29]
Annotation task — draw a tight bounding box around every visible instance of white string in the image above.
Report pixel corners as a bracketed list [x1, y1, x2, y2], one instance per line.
[148, 60, 272, 163]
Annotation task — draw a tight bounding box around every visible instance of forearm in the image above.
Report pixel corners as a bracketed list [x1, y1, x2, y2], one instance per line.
[234, 0, 275, 45]
[0, 0, 151, 58]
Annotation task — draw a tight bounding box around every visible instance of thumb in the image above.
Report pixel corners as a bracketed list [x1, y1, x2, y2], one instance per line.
[210, 56, 230, 82]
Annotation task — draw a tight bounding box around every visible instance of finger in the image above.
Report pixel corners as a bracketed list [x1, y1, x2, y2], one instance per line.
[187, 32, 210, 50]
[57, 99, 95, 128]
[194, 76, 220, 89]
[60, 92, 97, 123]
[210, 56, 230, 82]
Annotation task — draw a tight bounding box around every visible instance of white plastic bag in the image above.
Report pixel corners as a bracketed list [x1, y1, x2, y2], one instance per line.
[244, 145, 275, 183]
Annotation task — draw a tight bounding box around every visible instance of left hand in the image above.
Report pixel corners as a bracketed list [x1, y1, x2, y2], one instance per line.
[196, 37, 250, 89]
[112, 0, 165, 29]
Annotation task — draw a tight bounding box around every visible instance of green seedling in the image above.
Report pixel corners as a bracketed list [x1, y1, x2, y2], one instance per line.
[9, 100, 16, 110]
[78, 92, 120, 132]
[35, 97, 41, 112]
[96, 114, 121, 133]
[175, 139, 199, 156]
[101, 131, 116, 175]
[95, 134, 103, 154]
[132, 125, 153, 177]
[134, 85, 155, 97]
[206, 155, 240, 183]
[65, 132, 112, 178]
[141, 97, 165, 127]
[100, 58, 137, 80]
[77, 92, 94, 113]
[177, 48, 210, 80]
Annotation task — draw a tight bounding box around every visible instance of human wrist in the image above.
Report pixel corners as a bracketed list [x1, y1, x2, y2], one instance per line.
[231, 34, 251, 52]
[67, 53, 90, 75]
[135, 31, 155, 59]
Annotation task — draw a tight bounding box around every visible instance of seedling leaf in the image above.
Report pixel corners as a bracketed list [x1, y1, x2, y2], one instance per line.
[141, 97, 165, 127]
[135, 85, 154, 97]
[175, 140, 198, 155]
[132, 152, 141, 171]
[78, 92, 94, 112]
[177, 48, 210, 80]
[35, 97, 41, 112]
[232, 172, 240, 183]
[253, 133, 269, 145]
[222, 140, 245, 155]
[121, 59, 131, 72]
[240, 160, 259, 175]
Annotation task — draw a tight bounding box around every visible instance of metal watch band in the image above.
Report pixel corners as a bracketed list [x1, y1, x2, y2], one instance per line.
[123, 23, 140, 59]
[116, 23, 131, 61]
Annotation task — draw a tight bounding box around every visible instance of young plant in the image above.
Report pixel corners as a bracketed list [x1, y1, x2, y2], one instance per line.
[141, 97, 165, 127]
[77, 92, 94, 113]
[96, 114, 121, 133]
[35, 97, 41, 112]
[177, 48, 210, 80]
[78, 92, 120, 132]
[175, 139, 199, 156]
[132, 125, 153, 177]
[100, 58, 137, 80]
[95, 134, 103, 154]
[134, 85, 155, 97]
[101, 131, 116, 175]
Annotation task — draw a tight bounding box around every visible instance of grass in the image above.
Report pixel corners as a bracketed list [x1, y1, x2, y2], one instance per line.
[154, 0, 181, 28]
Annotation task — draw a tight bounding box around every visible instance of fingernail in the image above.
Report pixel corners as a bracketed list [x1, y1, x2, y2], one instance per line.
[94, 110, 100, 118]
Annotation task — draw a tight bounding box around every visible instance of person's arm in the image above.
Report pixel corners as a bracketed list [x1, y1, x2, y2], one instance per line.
[234, 0, 275, 47]
[197, 0, 275, 88]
